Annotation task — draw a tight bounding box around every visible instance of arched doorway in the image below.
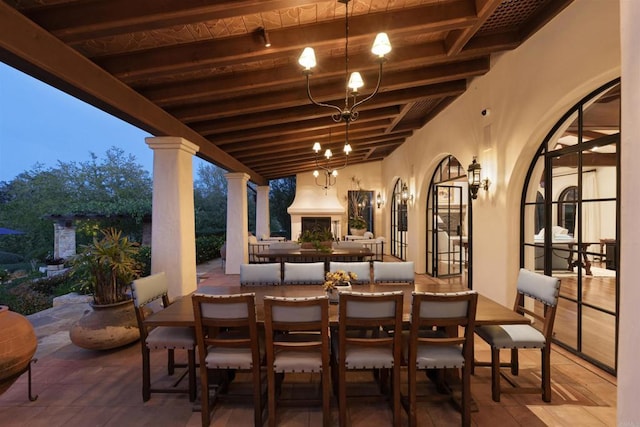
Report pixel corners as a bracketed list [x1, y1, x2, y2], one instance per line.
[521, 79, 620, 374]
[426, 156, 469, 280]
[390, 178, 407, 260]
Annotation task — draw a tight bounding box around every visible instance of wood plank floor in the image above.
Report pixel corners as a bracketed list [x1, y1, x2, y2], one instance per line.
[0, 259, 617, 426]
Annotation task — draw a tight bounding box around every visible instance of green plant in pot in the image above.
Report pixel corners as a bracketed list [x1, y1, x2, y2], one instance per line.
[69, 227, 143, 350]
[348, 216, 367, 233]
[72, 227, 141, 305]
[298, 227, 334, 251]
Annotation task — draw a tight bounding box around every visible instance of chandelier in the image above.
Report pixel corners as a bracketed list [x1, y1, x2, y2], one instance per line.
[299, 0, 391, 189]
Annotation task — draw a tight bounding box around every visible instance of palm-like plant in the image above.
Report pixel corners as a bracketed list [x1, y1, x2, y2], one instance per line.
[72, 228, 141, 305]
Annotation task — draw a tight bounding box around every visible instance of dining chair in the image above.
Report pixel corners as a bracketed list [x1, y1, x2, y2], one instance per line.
[474, 268, 561, 402]
[191, 293, 265, 427]
[282, 261, 325, 284]
[240, 262, 281, 285]
[373, 261, 415, 284]
[329, 261, 371, 284]
[333, 290, 404, 427]
[130, 272, 196, 402]
[404, 291, 478, 427]
[263, 295, 331, 427]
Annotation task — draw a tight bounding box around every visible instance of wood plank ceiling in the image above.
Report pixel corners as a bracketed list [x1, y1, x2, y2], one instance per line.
[0, 0, 573, 185]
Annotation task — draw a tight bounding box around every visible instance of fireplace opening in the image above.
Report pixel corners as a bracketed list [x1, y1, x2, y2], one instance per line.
[301, 217, 332, 233]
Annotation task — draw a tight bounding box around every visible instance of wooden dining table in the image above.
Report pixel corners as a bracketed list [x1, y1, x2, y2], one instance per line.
[144, 282, 529, 328]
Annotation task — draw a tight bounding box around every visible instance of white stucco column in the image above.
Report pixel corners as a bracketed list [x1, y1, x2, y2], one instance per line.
[145, 136, 199, 300]
[225, 172, 250, 274]
[618, 1, 640, 424]
[256, 185, 270, 239]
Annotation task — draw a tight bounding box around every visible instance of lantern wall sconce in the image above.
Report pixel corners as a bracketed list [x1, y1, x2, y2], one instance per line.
[467, 157, 491, 199]
[376, 192, 384, 208]
[401, 183, 413, 205]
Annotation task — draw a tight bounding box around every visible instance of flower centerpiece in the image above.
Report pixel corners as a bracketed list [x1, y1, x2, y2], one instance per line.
[323, 270, 357, 303]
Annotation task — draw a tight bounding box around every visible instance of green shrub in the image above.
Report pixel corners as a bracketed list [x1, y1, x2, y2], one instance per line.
[0, 251, 24, 264]
[196, 235, 225, 264]
[134, 245, 152, 277]
[6, 282, 53, 315]
[30, 270, 72, 294]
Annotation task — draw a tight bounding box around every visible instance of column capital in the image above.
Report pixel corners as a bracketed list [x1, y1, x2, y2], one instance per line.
[145, 136, 200, 156]
[224, 172, 251, 183]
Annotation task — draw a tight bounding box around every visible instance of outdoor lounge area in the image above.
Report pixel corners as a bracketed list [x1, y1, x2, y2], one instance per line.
[0, 259, 617, 426]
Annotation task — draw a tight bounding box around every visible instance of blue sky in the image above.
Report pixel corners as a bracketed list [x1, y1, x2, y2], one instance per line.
[0, 62, 156, 182]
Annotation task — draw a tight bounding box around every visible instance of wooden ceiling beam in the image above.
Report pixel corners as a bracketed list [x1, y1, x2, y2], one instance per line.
[237, 134, 412, 162]
[445, 0, 503, 55]
[223, 127, 412, 156]
[92, 1, 477, 80]
[26, 0, 311, 43]
[215, 117, 393, 147]
[172, 80, 467, 123]
[150, 55, 488, 113]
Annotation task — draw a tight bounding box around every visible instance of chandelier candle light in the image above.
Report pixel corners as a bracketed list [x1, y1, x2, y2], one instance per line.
[299, 0, 391, 190]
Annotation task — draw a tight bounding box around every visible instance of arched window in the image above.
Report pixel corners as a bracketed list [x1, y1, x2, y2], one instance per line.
[557, 186, 578, 235]
[521, 79, 619, 374]
[390, 178, 407, 260]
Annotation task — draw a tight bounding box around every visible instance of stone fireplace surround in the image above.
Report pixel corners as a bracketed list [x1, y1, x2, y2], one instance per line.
[287, 182, 345, 241]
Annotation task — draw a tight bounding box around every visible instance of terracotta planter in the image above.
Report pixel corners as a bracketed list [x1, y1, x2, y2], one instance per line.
[69, 300, 140, 351]
[0, 305, 37, 395]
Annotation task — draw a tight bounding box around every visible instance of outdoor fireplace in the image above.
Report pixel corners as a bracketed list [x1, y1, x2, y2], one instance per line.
[287, 178, 345, 240]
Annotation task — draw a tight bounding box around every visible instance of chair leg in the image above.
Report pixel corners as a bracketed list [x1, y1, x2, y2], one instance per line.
[142, 347, 151, 402]
[253, 365, 263, 427]
[392, 364, 401, 427]
[200, 365, 210, 427]
[338, 364, 347, 427]
[490, 347, 501, 402]
[168, 348, 175, 375]
[188, 349, 197, 402]
[510, 348, 519, 376]
[541, 346, 552, 402]
[268, 366, 277, 427]
[408, 364, 417, 427]
[461, 365, 471, 427]
[322, 367, 331, 427]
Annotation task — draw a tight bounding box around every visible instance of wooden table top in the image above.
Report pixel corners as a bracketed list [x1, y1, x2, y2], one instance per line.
[145, 283, 528, 328]
[260, 247, 374, 258]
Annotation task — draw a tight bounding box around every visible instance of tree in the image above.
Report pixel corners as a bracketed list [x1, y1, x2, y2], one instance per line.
[0, 147, 152, 260]
[269, 176, 296, 239]
[193, 163, 227, 236]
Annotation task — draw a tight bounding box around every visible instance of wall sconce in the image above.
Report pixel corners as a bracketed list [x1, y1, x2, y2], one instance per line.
[467, 156, 490, 199]
[376, 192, 383, 208]
[401, 183, 413, 205]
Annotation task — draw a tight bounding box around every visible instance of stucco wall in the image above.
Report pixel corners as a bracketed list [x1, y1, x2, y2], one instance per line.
[381, 0, 620, 305]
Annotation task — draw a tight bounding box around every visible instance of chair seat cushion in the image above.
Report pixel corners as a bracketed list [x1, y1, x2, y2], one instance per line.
[415, 345, 464, 369]
[205, 347, 255, 369]
[146, 326, 195, 350]
[273, 351, 322, 373]
[476, 324, 546, 349]
[344, 345, 395, 369]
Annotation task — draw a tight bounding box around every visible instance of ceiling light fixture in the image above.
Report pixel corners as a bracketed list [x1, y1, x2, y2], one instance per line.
[311, 130, 352, 193]
[259, 27, 271, 47]
[299, 0, 391, 186]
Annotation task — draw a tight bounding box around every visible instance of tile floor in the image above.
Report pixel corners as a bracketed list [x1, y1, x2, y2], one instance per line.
[0, 259, 617, 426]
